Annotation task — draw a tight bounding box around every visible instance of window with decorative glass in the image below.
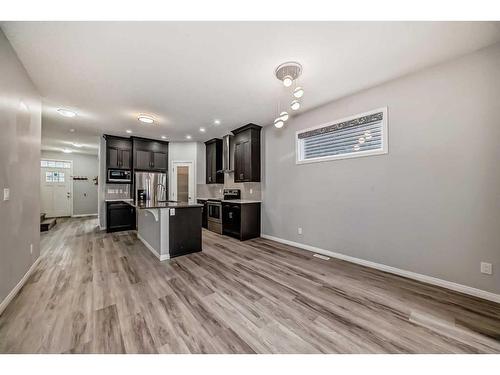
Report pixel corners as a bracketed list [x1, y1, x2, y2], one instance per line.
[296, 107, 388, 164]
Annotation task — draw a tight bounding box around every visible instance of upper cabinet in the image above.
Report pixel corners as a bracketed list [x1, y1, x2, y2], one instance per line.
[232, 124, 262, 183]
[205, 138, 224, 184]
[132, 137, 169, 172]
[105, 135, 132, 170]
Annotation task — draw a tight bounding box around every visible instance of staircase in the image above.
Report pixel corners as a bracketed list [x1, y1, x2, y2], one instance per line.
[40, 213, 56, 232]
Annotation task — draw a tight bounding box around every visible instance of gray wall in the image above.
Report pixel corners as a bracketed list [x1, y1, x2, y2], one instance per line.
[262, 42, 500, 294]
[0, 29, 41, 304]
[41, 151, 98, 216]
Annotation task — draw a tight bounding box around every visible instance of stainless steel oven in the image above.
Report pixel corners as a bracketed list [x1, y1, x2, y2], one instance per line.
[207, 200, 222, 234]
[107, 169, 131, 183]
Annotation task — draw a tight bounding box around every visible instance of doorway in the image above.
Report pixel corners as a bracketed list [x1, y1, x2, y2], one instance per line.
[40, 159, 73, 217]
[171, 161, 195, 203]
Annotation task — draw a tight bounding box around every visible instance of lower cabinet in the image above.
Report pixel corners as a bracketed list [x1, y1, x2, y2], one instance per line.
[222, 202, 260, 241]
[106, 201, 136, 233]
[197, 199, 208, 229]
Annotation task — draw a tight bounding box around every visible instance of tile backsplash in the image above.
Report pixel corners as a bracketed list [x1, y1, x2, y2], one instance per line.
[197, 172, 261, 200]
[105, 184, 131, 200]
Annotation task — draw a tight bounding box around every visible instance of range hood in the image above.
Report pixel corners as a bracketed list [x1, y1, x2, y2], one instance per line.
[222, 134, 234, 173]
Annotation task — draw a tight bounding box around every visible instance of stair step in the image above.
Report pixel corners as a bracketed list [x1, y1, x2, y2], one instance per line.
[40, 218, 56, 232]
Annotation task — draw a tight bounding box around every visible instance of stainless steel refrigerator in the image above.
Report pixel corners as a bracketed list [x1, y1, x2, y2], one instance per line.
[135, 172, 167, 202]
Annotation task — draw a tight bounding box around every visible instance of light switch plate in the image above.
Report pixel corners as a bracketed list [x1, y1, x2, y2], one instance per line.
[3, 188, 10, 201]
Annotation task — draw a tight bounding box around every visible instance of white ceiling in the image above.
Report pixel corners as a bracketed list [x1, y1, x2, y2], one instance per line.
[2, 21, 500, 155]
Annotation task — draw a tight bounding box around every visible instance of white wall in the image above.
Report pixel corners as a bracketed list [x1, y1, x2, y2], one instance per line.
[262, 42, 500, 295]
[41, 151, 98, 216]
[0, 29, 41, 306]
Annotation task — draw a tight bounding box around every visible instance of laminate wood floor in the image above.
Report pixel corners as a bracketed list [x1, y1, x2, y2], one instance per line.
[1, 217, 499, 353]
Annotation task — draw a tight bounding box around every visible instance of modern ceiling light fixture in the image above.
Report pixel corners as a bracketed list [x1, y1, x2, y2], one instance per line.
[274, 118, 284, 129]
[186, 135, 192, 140]
[280, 111, 289, 122]
[126, 129, 132, 134]
[138, 115, 154, 124]
[214, 119, 221, 125]
[291, 100, 300, 111]
[293, 86, 304, 98]
[161, 135, 167, 139]
[57, 108, 77, 118]
[275, 62, 302, 87]
[62, 148, 73, 154]
[274, 61, 305, 128]
[199, 127, 206, 133]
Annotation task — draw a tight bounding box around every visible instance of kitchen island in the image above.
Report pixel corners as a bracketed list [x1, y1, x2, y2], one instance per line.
[130, 200, 203, 261]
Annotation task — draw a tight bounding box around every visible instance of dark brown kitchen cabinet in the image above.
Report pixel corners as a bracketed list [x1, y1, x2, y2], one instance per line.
[132, 137, 169, 172]
[205, 138, 224, 184]
[105, 135, 132, 170]
[232, 124, 262, 182]
[222, 202, 260, 241]
[106, 201, 136, 233]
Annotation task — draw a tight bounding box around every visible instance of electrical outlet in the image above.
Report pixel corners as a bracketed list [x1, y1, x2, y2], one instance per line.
[298, 227, 303, 235]
[481, 262, 493, 275]
[30, 243, 33, 255]
[3, 188, 10, 201]
[249, 188, 253, 195]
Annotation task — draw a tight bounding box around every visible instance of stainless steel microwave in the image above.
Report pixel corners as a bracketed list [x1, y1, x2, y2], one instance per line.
[108, 169, 131, 183]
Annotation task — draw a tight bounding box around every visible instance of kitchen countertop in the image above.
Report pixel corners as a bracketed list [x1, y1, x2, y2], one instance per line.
[221, 199, 261, 204]
[196, 197, 261, 204]
[105, 198, 134, 202]
[128, 200, 203, 209]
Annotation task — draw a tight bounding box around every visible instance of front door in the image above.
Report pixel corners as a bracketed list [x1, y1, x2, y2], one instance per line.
[171, 161, 194, 203]
[40, 159, 72, 218]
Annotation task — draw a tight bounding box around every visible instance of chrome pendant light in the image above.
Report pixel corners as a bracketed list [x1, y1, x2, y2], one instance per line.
[274, 61, 305, 128]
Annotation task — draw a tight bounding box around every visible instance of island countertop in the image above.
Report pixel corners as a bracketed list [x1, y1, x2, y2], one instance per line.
[128, 200, 203, 209]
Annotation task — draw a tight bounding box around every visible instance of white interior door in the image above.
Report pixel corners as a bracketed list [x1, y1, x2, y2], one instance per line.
[171, 161, 195, 203]
[40, 160, 72, 217]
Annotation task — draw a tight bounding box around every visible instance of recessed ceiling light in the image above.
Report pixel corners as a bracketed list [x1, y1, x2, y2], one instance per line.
[161, 135, 167, 139]
[214, 119, 221, 125]
[138, 115, 154, 124]
[72, 143, 83, 148]
[62, 149, 73, 154]
[186, 135, 192, 140]
[57, 108, 77, 118]
[69, 128, 75, 133]
[199, 127, 206, 133]
[126, 129, 132, 134]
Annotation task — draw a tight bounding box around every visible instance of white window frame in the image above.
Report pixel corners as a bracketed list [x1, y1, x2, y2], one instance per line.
[296, 107, 388, 165]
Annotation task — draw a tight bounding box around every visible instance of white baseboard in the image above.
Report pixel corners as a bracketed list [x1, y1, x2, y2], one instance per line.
[261, 234, 500, 304]
[72, 213, 98, 218]
[137, 233, 170, 261]
[0, 257, 41, 316]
